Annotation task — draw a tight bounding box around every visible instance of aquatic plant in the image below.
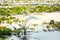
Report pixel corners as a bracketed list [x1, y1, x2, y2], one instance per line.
[7, 20, 12, 24]
[29, 8, 35, 13]
[56, 22, 60, 31]
[30, 28, 35, 31]
[13, 19, 18, 22]
[42, 20, 60, 31]
[0, 8, 10, 16]
[11, 6, 26, 14]
[0, 26, 12, 35]
[0, 5, 60, 16]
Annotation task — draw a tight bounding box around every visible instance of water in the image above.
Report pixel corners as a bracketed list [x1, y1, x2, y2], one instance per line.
[0, 31, 60, 40]
[28, 31, 60, 40]
[0, 13, 60, 40]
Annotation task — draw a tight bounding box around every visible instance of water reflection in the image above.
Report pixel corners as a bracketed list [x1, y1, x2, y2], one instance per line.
[0, 35, 28, 40]
[0, 31, 60, 40]
[22, 35, 28, 40]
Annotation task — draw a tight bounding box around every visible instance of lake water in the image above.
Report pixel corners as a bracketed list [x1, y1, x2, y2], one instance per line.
[0, 31, 60, 40]
[0, 12, 60, 40]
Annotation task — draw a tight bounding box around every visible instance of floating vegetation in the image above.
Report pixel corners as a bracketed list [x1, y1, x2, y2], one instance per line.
[33, 24, 38, 26]
[29, 8, 35, 13]
[0, 26, 12, 35]
[0, 5, 60, 16]
[42, 29, 47, 32]
[0, 25, 22, 36]
[42, 22, 47, 24]
[30, 28, 35, 31]
[7, 20, 12, 24]
[21, 20, 25, 22]
[18, 24, 22, 26]
[13, 28, 22, 34]
[42, 20, 60, 31]
[13, 19, 18, 22]
[56, 22, 60, 31]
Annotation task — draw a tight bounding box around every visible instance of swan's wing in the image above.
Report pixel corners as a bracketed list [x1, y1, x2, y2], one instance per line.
[20, 13, 38, 29]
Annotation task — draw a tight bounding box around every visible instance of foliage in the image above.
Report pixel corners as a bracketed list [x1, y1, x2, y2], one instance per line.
[43, 20, 60, 31]
[0, 26, 12, 35]
[49, 20, 55, 24]
[13, 29, 22, 33]
[46, 26, 50, 29]
[46, 20, 56, 29]
[9, 17, 16, 19]
[33, 24, 38, 26]
[56, 22, 60, 31]
[0, 16, 17, 24]
[0, 5, 60, 16]
[0, 8, 10, 16]
[11, 6, 26, 14]
[0, 17, 8, 23]
[42, 22, 47, 24]
[0, 26, 22, 36]
[29, 8, 35, 13]
[21, 20, 25, 22]
[30, 28, 35, 31]
[13, 19, 18, 22]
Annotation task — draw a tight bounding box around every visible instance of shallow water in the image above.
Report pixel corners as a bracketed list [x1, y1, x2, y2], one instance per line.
[0, 12, 60, 40]
[0, 31, 60, 40]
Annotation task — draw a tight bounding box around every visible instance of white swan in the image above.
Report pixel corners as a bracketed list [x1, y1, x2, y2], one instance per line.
[21, 13, 39, 29]
[21, 13, 39, 35]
